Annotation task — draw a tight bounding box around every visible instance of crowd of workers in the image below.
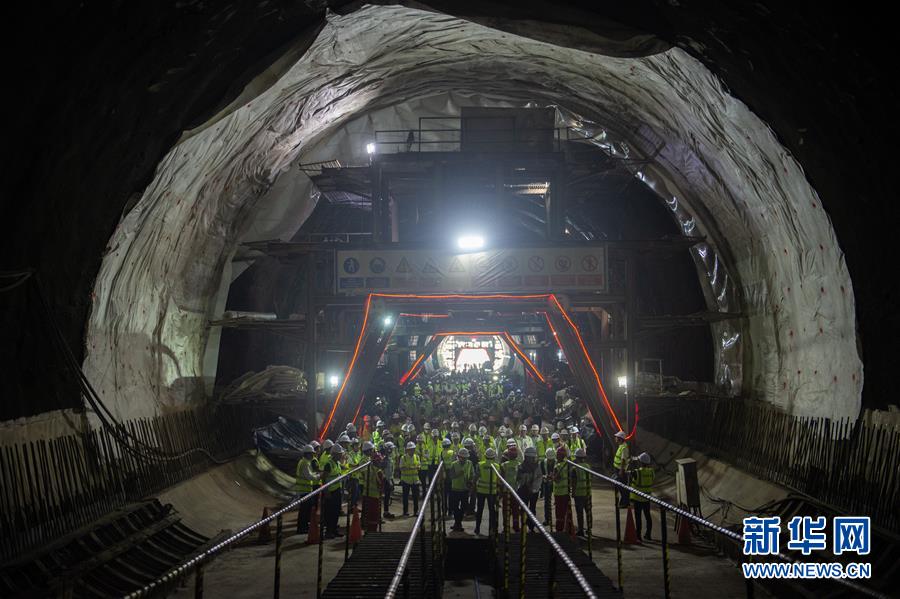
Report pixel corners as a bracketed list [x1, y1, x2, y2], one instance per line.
[293, 369, 656, 541]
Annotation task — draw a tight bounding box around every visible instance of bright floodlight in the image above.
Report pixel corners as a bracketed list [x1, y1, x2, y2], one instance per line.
[457, 234, 485, 250]
[329, 374, 341, 388]
[617, 375, 628, 389]
[366, 142, 376, 155]
[383, 315, 393, 326]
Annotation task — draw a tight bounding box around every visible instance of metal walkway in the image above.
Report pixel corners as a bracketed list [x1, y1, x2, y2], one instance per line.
[322, 532, 438, 599]
[497, 533, 621, 598]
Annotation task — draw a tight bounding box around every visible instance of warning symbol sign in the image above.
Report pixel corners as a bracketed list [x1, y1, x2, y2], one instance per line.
[448, 256, 466, 273]
[528, 255, 545, 272]
[581, 255, 599, 272]
[423, 259, 440, 273]
[555, 256, 572, 272]
[396, 257, 412, 273]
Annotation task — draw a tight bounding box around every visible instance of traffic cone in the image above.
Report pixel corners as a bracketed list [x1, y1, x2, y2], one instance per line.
[623, 506, 640, 544]
[349, 505, 362, 545]
[677, 515, 692, 546]
[306, 504, 321, 545]
[258, 507, 272, 543]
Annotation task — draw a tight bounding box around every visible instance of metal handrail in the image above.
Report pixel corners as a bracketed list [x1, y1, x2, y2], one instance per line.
[384, 460, 445, 599]
[490, 463, 599, 598]
[567, 460, 887, 599]
[126, 460, 372, 598]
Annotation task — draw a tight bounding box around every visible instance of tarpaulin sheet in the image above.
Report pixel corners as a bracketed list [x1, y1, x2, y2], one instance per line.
[83, 4, 861, 427]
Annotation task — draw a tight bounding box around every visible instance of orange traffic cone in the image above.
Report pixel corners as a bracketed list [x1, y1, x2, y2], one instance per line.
[623, 506, 640, 544]
[348, 505, 362, 545]
[306, 504, 321, 545]
[677, 515, 692, 546]
[258, 507, 272, 543]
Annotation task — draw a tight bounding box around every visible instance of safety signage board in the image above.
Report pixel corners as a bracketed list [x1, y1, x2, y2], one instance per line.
[335, 246, 607, 294]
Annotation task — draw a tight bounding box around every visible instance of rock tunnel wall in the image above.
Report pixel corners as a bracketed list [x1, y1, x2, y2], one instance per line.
[80, 5, 861, 424]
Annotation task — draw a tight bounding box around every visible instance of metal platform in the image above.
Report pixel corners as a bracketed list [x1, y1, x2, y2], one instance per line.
[322, 532, 438, 599]
[497, 532, 621, 598]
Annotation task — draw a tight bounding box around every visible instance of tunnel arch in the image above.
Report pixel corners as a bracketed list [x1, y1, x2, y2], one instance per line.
[82, 4, 861, 424]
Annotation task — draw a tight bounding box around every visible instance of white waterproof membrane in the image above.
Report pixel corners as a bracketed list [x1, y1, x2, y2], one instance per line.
[83, 5, 862, 423]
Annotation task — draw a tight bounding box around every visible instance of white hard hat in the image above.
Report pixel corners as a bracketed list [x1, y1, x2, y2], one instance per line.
[406, 441, 416, 450]
[639, 452, 651, 464]
[540, 426, 550, 434]
[451, 421, 459, 428]
[458, 448, 469, 458]
[485, 448, 496, 459]
[575, 448, 586, 458]
[338, 434, 351, 443]
[431, 429, 439, 436]
[331, 444, 344, 455]
[322, 440, 334, 450]
[384, 442, 395, 450]
[545, 448, 556, 460]
[362, 441, 375, 451]
[346, 422, 356, 432]
[310, 440, 321, 449]
[519, 424, 527, 431]
[531, 424, 540, 432]
[506, 439, 517, 447]
[442, 439, 451, 447]
[469, 423, 477, 432]
[524, 447, 537, 457]
[376, 420, 385, 428]
[560, 428, 569, 435]
[302, 445, 315, 454]
[463, 437, 474, 447]
[550, 433, 560, 441]
[479, 426, 487, 435]
[424, 423, 431, 430]
[614, 431, 627, 439]
[570, 426, 579, 434]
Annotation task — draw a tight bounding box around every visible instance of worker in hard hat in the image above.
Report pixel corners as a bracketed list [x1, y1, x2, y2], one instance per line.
[415, 433, 431, 501]
[309, 440, 322, 470]
[517, 446, 542, 532]
[463, 438, 479, 514]
[474, 447, 499, 536]
[552, 446, 573, 533]
[569, 426, 586, 455]
[541, 447, 556, 525]
[400, 441, 421, 516]
[381, 441, 396, 519]
[448, 447, 474, 532]
[294, 445, 321, 534]
[347, 437, 362, 507]
[572, 447, 592, 538]
[515, 424, 533, 456]
[612, 430, 630, 508]
[441, 438, 454, 517]
[550, 432, 562, 452]
[322, 443, 345, 539]
[361, 441, 384, 532]
[630, 452, 655, 540]
[501, 440, 520, 532]
[372, 420, 385, 447]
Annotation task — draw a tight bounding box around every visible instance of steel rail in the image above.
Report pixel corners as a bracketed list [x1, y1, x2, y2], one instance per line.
[566, 460, 888, 599]
[384, 460, 445, 599]
[490, 463, 598, 598]
[125, 460, 371, 598]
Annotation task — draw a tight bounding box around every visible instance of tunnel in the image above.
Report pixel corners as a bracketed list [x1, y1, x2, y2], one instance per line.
[2, 2, 898, 598]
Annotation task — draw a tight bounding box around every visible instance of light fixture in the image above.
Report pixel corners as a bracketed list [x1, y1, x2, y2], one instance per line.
[557, 349, 564, 360]
[617, 375, 628, 389]
[329, 374, 341, 388]
[366, 142, 376, 155]
[492, 375, 499, 381]
[457, 235, 485, 250]
[383, 315, 393, 326]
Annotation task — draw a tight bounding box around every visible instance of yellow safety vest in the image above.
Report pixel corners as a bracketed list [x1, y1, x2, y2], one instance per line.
[553, 462, 570, 496]
[572, 463, 591, 497]
[613, 443, 629, 470]
[294, 458, 314, 493]
[501, 459, 518, 487]
[476, 459, 498, 495]
[400, 453, 420, 484]
[629, 467, 655, 501]
[449, 460, 473, 491]
[320, 455, 342, 492]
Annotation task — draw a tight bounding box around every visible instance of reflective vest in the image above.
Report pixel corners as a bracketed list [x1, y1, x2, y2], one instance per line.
[416, 443, 431, 470]
[448, 459, 473, 492]
[553, 462, 570, 496]
[630, 466, 655, 501]
[363, 460, 382, 498]
[372, 431, 382, 447]
[476, 459, 498, 495]
[320, 455, 343, 492]
[500, 459, 518, 487]
[400, 453, 420, 484]
[572, 463, 591, 497]
[294, 458, 315, 493]
[442, 448, 455, 463]
[613, 443, 630, 470]
[347, 450, 362, 480]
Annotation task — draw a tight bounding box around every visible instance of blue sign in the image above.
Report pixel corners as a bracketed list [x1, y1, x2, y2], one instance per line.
[370, 257, 386, 274]
[343, 257, 360, 274]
